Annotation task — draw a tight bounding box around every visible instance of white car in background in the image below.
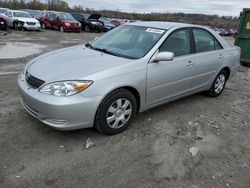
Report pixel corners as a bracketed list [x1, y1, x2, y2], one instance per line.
[5, 10, 41, 31]
[0, 8, 10, 17]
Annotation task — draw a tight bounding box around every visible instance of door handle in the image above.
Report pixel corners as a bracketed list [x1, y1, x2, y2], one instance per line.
[186, 61, 193, 66]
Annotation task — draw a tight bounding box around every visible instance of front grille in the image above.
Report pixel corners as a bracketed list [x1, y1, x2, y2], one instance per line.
[70, 23, 78, 27]
[26, 22, 36, 25]
[25, 72, 45, 88]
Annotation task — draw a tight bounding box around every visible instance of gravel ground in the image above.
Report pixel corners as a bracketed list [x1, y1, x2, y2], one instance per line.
[0, 29, 250, 188]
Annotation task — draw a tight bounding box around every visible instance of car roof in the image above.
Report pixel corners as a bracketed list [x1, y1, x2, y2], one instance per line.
[47, 11, 68, 15]
[127, 21, 195, 30]
[12, 10, 29, 13]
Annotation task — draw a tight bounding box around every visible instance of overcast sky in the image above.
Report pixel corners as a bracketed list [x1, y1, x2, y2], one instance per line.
[66, 0, 249, 16]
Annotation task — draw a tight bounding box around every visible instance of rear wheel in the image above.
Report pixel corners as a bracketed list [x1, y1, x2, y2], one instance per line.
[95, 89, 137, 135]
[207, 70, 227, 97]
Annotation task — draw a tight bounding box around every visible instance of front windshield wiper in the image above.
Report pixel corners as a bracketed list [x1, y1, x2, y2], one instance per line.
[85, 43, 137, 59]
[86, 44, 122, 57]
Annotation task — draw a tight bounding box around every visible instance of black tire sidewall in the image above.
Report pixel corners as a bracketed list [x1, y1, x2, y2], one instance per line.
[95, 89, 137, 135]
[209, 70, 227, 97]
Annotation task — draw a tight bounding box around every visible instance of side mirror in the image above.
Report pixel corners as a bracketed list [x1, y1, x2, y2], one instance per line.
[153, 52, 174, 62]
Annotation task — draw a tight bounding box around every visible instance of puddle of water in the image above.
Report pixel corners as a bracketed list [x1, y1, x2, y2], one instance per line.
[0, 42, 46, 59]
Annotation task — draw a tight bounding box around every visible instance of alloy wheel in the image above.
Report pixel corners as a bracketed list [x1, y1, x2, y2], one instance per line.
[214, 74, 226, 94]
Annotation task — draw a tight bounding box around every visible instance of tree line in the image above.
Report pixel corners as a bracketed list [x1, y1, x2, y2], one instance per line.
[0, 0, 240, 29]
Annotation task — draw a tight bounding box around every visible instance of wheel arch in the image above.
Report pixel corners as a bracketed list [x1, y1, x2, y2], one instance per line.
[221, 67, 231, 80]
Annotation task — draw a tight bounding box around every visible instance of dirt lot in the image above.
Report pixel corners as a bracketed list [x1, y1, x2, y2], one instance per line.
[0, 29, 250, 188]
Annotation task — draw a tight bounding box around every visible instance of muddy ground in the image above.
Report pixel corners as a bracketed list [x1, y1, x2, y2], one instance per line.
[0, 29, 249, 188]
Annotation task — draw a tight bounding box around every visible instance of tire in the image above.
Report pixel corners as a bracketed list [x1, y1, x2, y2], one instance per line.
[207, 70, 227, 97]
[95, 89, 137, 135]
[59, 26, 64, 32]
[13, 22, 18, 30]
[85, 25, 90, 32]
[41, 23, 46, 29]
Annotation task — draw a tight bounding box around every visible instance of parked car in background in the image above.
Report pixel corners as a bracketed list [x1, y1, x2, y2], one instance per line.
[226, 29, 235, 37]
[0, 7, 10, 16]
[18, 22, 240, 135]
[88, 14, 115, 32]
[0, 14, 7, 30]
[110, 19, 123, 27]
[70, 13, 103, 32]
[213, 28, 224, 36]
[5, 10, 41, 31]
[20, 9, 43, 19]
[38, 11, 81, 32]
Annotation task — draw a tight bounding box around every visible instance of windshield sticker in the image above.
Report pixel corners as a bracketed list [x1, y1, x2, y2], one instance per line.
[146, 28, 165, 34]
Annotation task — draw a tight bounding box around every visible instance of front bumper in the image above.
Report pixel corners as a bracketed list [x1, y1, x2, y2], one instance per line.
[64, 25, 81, 32]
[0, 20, 6, 28]
[17, 73, 103, 130]
[23, 23, 41, 30]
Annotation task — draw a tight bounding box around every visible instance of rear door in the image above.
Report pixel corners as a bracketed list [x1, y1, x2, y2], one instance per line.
[190, 28, 225, 90]
[146, 28, 195, 107]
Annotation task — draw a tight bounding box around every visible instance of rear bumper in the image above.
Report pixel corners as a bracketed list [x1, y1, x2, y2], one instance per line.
[17, 73, 103, 130]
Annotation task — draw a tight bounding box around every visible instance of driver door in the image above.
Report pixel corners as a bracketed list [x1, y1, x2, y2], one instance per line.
[146, 28, 195, 107]
[5, 11, 14, 27]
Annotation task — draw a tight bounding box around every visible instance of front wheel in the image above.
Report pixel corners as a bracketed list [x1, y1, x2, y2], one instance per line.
[41, 23, 46, 29]
[59, 26, 64, 32]
[85, 25, 90, 32]
[95, 89, 137, 135]
[207, 70, 227, 97]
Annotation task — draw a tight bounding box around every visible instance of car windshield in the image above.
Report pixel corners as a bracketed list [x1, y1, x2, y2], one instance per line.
[0, 8, 8, 14]
[28, 11, 42, 18]
[58, 13, 75, 20]
[90, 25, 166, 59]
[14, 12, 32, 18]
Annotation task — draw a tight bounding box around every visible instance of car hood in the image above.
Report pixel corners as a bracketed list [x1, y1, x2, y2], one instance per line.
[88, 14, 102, 20]
[27, 45, 132, 82]
[15, 17, 38, 22]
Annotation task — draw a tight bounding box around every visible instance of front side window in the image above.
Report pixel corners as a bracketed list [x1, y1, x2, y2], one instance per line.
[159, 29, 191, 57]
[90, 26, 166, 59]
[193, 28, 222, 53]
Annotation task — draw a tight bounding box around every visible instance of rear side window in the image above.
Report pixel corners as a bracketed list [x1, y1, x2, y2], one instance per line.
[193, 28, 222, 53]
[159, 29, 191, 57]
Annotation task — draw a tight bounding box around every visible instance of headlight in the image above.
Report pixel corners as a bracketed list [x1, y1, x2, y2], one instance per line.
[64, 23, 70, 26]
[39, 80, 93, 97]
[91, 21, 97, 25]
[78, 23, 81, 27]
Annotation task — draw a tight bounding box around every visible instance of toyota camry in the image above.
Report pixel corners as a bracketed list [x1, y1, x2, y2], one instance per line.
[18, 22, 241, 135]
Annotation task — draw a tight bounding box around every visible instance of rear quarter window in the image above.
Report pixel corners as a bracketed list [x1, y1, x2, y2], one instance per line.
[193, 28, 222, 53]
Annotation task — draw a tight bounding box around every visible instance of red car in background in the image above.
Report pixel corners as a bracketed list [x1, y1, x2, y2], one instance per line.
[110, 19, 122, 27]
[0, 14, 7, 30]
[38, 11, 81, 32]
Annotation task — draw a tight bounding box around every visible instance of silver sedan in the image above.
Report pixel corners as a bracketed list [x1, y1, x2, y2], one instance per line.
[18, 22, 241, 135]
